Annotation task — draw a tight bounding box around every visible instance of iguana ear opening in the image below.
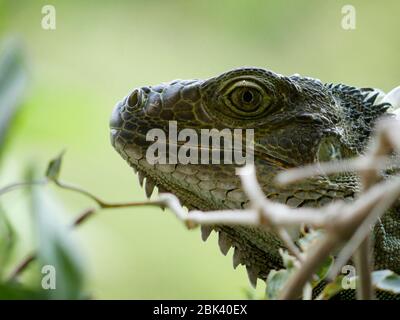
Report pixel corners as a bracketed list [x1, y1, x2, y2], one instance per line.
[317, 136, 344, 163]
[317, 135, 355, 164]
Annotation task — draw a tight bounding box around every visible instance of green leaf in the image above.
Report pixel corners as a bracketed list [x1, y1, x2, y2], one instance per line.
[297, 229, 324, 252]
[241, 286, 265, 300]
[0, 281, 45, 300]
[28, 176, 85, 299]
[372, 270, 400, 294]
[279, 248, 297, 270]
[296, 230, 334, 288]
[265, 269, 292, 300]
[316, 269, 400, 299]
[315, 275, 345, 300]
[312, 256, 334, 287]
[45, 151, 65, 181]
[0, 37, 28, 157]
[0, 205, 15, 277]
[264, 249, 299, 299]
[267, 238, 334, 299]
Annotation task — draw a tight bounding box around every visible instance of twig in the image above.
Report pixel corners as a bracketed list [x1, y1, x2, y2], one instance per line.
[8, 207, 98, 280]
[279, 235, 337, 299]
[7, 253, 36, 281]
[7, 195, 181, 280]
[0, 179, 47, 197]
[328, 178, 400, 279]
[354, 238, 374, 300]
[71, 207, 96, 227]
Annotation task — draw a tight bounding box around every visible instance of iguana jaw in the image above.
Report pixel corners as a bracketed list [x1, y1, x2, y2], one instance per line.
[110, 123, 288, 285]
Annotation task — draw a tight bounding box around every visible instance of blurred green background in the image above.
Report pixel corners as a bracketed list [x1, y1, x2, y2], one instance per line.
[0, 0, 399, 299]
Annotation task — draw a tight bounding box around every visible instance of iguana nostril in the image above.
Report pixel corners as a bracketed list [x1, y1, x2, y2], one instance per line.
[127, 88, 142, 108]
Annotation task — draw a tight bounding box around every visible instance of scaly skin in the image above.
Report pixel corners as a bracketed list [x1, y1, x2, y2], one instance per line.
[109, 67, 400, 286]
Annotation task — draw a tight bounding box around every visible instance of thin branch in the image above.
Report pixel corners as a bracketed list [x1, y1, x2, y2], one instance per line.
[328, 180, 400, 279]
[354, 238, 374, 300]
[279, 235, 338, 299]
[275, 156, 398, 186]
[8, 207, 98, 280]
[0, 179, 47, 197]
[7, 253, 36, 281]
[71, 207, 96, 227]
[7, 195, 180, 280]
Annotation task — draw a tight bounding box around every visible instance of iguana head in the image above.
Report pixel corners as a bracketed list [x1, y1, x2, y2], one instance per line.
[110, 67, 390, 282]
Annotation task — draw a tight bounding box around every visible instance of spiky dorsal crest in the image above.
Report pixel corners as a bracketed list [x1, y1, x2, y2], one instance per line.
[325, 83, 392, 152]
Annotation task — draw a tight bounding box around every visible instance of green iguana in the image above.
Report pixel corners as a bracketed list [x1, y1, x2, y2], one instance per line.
[109, 67, 400, 298]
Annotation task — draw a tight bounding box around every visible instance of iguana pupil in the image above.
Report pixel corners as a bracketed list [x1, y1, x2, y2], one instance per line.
[242, 90, 253, 103]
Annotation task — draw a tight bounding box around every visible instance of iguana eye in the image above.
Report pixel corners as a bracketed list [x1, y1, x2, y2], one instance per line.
[224, 80, 272, 117]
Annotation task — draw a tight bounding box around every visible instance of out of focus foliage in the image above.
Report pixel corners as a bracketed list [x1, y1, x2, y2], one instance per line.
[0, 39, 86, 299]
